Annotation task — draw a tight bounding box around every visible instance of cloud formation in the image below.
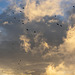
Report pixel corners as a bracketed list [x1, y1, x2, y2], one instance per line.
[41, 63, 75, 75]
[24, 0, 63, 21]
[59, 25, 75, 53]
[0, 0, 75, 75]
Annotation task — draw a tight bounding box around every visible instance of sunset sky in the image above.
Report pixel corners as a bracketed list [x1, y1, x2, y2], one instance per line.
[0, 0, 75, 75]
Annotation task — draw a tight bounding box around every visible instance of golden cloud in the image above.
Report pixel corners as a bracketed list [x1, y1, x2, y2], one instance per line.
[3, 21, 8, 25]
[24, 0, 63, 21]
[0, 68, 14, 75]
[41, 63, 75, 75]
[48, 19, 58, 23]
[59, 25, 75, 52]
[20, 35, 31, 52]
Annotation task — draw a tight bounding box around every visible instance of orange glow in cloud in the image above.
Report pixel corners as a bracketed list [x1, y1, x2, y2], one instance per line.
[41, 63, 75, 75]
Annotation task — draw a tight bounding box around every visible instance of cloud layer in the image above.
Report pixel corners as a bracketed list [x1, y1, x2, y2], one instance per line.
[0, 0, 75, 75]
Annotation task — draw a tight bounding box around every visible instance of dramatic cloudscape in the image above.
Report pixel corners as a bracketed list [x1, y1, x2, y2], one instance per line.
[0, 0, 75, 75]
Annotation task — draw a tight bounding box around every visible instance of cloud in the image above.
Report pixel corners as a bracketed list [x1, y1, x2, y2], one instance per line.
[0, 68, 14, 75]
[59, 25, 75, 53]
[20, 35, 31, 52]
[3, 21, 8, 25]
[48, 19, 58, 23]
[0, 0, 75, 75]
[24, 0, 63, 21]
[41, 63, 75, 75]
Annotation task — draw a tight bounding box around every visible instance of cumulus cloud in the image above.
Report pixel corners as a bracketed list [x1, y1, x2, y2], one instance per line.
[0, 0, 75, 75]
[41, 63, 75, 75]
[24, 0, 63, 21]
[59, 25, 75, 53]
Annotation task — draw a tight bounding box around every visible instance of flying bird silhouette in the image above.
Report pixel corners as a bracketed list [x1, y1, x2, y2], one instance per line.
[22, 23, 24, 24]
[60, 25, 62, 27]
[34, 31, 36, 33]
[57, 23, 59, 25]
[20, 11, 22, 12]
[23, 7, 24, 9]
[73, 6, 75, 7]
[55, 15, 56, 17]
[20, 60, 21, 62]
[12, 12, 14, 14]
[14, 17, 16, 19]
[26, 29, 28, 31]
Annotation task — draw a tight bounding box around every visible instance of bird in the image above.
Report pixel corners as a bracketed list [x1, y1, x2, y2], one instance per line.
[57, 23, 59, 25]
[22, 22, 24, 24]
[20, 60, 21, 62]
[23, 7, 24, 9]
[60, 25, 62, 27]
[26, 29, 28, 31]
[20, 11, 22, 12]
[34, 31, 36, 33]
[73, 6, 75, 7]
[14, 17, 16, 19]
[55, 15, 56, 17]
[12, 12, 14, 14]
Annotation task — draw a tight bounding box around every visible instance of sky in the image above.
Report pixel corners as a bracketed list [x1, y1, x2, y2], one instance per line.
[0, 0, 75, 75]
[0, 0, 9, 14]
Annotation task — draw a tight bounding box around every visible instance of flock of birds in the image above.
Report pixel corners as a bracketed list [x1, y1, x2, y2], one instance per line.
[11, 5, 75, 66]
[12, 7, 37, 34]
[9, 7, 37, 67]
[12, 6, 65, 35]
[12, 5, 75, 33]
[1, 5, 75, 72]
[11, 7, 37, 67]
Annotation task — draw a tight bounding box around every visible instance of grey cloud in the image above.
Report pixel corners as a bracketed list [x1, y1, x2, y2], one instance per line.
[0, 0, 75, 75]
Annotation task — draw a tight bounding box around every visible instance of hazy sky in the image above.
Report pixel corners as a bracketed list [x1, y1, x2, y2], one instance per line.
[0, 0, 75, 75]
